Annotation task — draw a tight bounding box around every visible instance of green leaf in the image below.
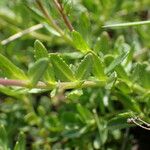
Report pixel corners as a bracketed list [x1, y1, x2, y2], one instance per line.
[108, 112, 132, 129]
[105, 72, 117, 89]
[104, 55, 129, 80]
[34, 40, 55, 83]
[0, 86, 23, 98]
[62, 126, 89, 139]
[91, 53, 106, 81]
[25, 112, 40, 126]
[131, 62, 150, 89]
[44, 23, 61, 37]
[117, 92, 140, 112]
[116, 81, 131, 94]
[66, 89, 83, 100]
[114, 36, 125, 51]
[14, 132, 26, 150]
[94, 32, 110, 54]
[28, 58, 49, 86]
[34, 40, 48, 59]
[114, 36, 130, 54]
[77, 103, 94, 124]
[93, 110, 108, 145]
[78, 13, 91, 45]
[71, 31, 90, 53]
[115, 65, 129, 80]
[104, 55, 114, 67]
[105, 51, 129, 74]
[75, 54, 92, 80]
[50, 54, 75, 81]
[0, 54, 27, 79]
[0, 125, 8, 150]
[37, 106, 46, 117]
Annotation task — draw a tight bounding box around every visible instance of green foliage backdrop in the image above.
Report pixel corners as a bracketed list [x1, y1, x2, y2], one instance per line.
[0, 0, 150, 149]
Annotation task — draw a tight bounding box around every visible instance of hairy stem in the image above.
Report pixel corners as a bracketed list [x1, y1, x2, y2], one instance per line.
[0, 78, 149, 95]
[0, 78, 27, 87]
[53, 0, 74, 31]
[0, 78, 46, 88]
[35, 0, 73, 44]
[127, 117, 150, 130]
[0, 78, 104, 90]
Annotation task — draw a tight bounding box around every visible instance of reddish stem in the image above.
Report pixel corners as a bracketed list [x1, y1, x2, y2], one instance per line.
[53, 0, 74, 31]
[0, 78, 47, 88]
[0, 78, 27, 87]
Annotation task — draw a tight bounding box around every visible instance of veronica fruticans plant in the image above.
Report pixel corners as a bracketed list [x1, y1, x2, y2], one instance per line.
[0, 0, 128, 90]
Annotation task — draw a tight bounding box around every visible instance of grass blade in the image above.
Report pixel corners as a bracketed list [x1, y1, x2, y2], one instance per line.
[103, 20, 150, 28]
[0, 125, 8, 150]
[14, 132, 26, 150]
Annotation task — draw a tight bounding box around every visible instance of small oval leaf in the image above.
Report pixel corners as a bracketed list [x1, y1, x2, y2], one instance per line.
[34, 40, 55, 83]
[91, 53, 106, 81]
[34, 40, 48, 60]
[50, 54, 75, 81]
[71, 31, 90, 53]
[28, 58, 49, 86]
[75, 54, 92, 80]
[94, 32, 110, 54]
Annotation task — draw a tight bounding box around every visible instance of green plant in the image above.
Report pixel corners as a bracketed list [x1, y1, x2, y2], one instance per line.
[0, 0, 150, 149]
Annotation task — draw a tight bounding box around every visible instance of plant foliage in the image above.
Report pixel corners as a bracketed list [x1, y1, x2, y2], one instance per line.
[0, 0, 150, 149]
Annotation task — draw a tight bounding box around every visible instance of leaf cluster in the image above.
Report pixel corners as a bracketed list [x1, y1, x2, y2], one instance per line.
[0, 0, 150, 149]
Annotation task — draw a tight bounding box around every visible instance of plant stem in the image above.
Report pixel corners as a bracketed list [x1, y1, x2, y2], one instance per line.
[127, 117, 150, 130]
[0, 78, 27, 87]
[53, 0, 74, 31]
[0, 78, 104, 90]
[1, 24, 44, 45]
[0, 78, 149, 95]
[0, 78, 46, 88]
[35, 0, 73, 44]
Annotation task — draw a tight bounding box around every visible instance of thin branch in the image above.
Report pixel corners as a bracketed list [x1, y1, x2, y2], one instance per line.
[35, 0, 63, 35]
[137, 117, 150, 127]
[127, 117, 150, 131]
[0, 78, 149, 95]
[0, 78, 46, 88]
[0, 78, 27, 87]
[1, 24, 44, 45]
[0, 78, 103, 90]
[35, 0, 73, 45]
[53, 0, 74, 31]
